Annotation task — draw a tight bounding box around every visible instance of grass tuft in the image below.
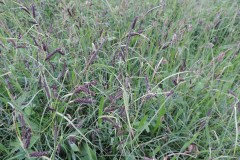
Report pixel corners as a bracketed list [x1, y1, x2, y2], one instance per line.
[0, 0, 239, 159]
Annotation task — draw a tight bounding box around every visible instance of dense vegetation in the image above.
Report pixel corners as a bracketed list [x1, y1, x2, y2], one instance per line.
[0, 0, 239, 159]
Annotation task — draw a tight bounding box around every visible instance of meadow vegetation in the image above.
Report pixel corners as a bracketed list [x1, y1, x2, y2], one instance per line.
[0, 0, 239, 159]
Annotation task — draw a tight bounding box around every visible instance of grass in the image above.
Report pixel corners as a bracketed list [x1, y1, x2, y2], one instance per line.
[0, 0, 239, 159]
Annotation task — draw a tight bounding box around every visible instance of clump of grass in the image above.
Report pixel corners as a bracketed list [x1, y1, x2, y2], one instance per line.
[0, 0, 239, 159]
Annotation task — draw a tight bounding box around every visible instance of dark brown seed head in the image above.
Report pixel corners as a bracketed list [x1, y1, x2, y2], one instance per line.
[144, 74, 150, 92]
[47, 107, 56, 112]
[74, 86, 90, 94]
[18, 114, 26, 128]
[42, 42, 48, 51]
[84, 80, 97, 87]
[104, 106, 119, 113]
[32, 36, 39, 47]
[31, 4, 36, 18]
[8, 39, 16, 47]
[24, 128, 32, 149]
[131, 17, 138, 30]
[228, 90, 237, 100]
[16, 44, 26, 48]
[73, 98, 96, 104]
[21, 7, 31, 15]
[68, 136, 76, 144]
[45, 48, 64, 61]
[30, 151, 48, 157]
[56, 49, 65, 55]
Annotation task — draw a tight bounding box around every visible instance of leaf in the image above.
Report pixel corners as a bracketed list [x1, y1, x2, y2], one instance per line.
[180, 132, 199, 153]
[29, 135, 40, 149]
[69, 143, 80, 152]
[125, 154, 135, 160]
[123, 89, 129, 109]
[107, 36, 116, 41]
[8, 147, 26, 160]
[153, 106, 166, 132]
[0, 143, 9, 154]
[136, 115, 149, 133]
[123, 89, 132, 131]
[152, 146, 161, 156]
[195, 82, 204, 91]
[98, 96, 105, 126]
[24, 107, 34, 115]
[84, 143, 97, 160]
[7, 152, 25, 160]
